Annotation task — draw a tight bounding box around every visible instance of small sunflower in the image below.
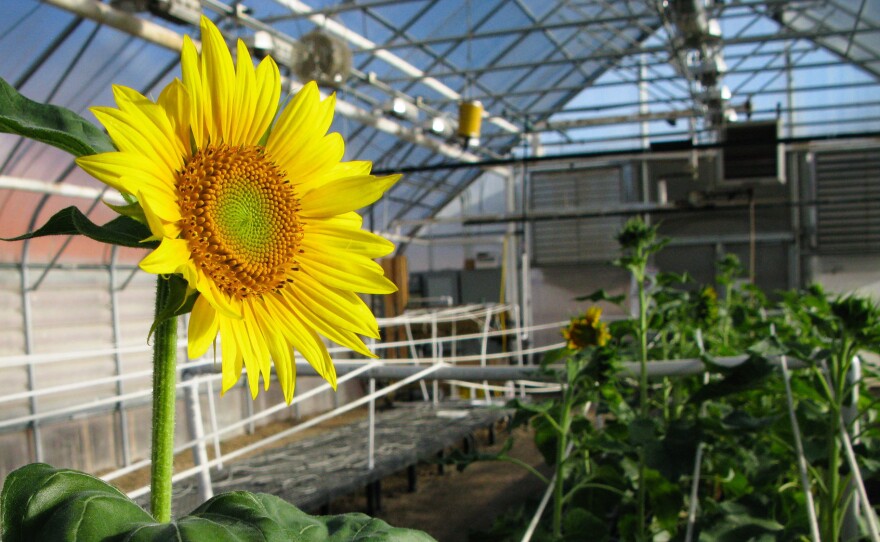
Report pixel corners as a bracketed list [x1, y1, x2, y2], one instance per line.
[562, 307, 611, 350]
[77, 17, 399, 403]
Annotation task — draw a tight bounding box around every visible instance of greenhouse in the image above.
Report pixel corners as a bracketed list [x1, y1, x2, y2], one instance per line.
[1, 0, 880, 540]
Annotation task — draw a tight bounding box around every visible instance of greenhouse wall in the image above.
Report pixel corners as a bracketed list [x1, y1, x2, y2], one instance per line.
[0, 266, 365, 481]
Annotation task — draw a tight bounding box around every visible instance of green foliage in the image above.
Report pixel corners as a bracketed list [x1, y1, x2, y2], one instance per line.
[0, 77, 114, 157]
[492, 225, 880, 541]
[1, 206, 156, 249]
[0, 464, 436, 542]
[149, 275, 198, 339]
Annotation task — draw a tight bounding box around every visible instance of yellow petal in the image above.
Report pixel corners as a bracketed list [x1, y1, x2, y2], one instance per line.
[242, 302, 273, 391]
[76, 152, 176, 200]
[198, 277, 242, 320]
[266, 82, 336, 172]
[300, 252, 398, 294]
[303, 220, 395, 258]
[218, 317, 242, 394]
[139, 238, 191, 275]
[91, 106, 181, 177]
[200, 16, 235, 142]
[293, 272, 379, 337]
[230, 40, 256, 144]
[300, 174, 400, 217]
[263, 294, 336, 389]
[229, 317, 260, 398]
[157, 79, 192, 152]
[250, 56, 280, 144]
[180, 35, 206, 148]
[252, 300, 296, 403]
[138, 190, 180, 240]
[188, 295, 219, 359]
[112, 85, 187, 162]
[279, 288, 375, 358]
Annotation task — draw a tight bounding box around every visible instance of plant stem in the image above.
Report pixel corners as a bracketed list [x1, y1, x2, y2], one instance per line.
[823, 339, 850, 542]
[150, 277, 178, 522]
[552, 388, 572, 538]
[637, 268, 649, 540]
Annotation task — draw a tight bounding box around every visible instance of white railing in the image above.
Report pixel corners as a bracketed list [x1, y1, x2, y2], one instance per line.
[0, 303, 558, 499]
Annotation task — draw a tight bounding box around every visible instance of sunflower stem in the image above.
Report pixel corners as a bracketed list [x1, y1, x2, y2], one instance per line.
[150, 277, 178, 523]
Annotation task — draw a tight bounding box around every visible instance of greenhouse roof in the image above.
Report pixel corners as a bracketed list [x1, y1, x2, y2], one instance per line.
[1, 0, 880, 261]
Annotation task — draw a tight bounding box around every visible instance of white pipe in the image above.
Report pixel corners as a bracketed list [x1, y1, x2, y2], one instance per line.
[368, 378, 376, 470]
[780, 352, 822, 541]
[839, 412, 880, 542]
[39, 0, 494, 165]
[273, 0, 520, 135]
[42, 0, 187, 50]
[0, 176, 126, 204]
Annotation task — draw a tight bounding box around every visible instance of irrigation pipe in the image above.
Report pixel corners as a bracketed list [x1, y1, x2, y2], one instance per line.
[521, 400, 587, 542]
[838, 411, 880, 542]
[780, 353, 822, 542]
[744, 324, 818, 542]
[685, 330, 710, 542]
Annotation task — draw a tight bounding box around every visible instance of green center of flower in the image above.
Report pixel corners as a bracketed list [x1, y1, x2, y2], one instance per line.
[177, 144, 303, 300]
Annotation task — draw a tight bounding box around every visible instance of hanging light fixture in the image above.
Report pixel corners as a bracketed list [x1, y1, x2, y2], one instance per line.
[457, 99, 483, 147]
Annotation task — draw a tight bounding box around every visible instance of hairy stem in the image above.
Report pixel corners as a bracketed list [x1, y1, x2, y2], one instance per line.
[150, 277, 178, 522]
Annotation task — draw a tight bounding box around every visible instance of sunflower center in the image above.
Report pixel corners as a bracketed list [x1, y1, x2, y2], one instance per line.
[178, 144, 302, 300]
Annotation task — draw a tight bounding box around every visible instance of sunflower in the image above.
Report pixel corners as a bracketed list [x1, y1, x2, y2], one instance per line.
[562, 307, 611, 350]
[76, 17, 399, 403]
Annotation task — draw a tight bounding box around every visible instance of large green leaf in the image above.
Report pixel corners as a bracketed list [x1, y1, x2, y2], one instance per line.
[0, 77, 114, 157]
[2, 206, 157, 249]
[0, 463, 153, 542]
[1, 464, 437, 542]
[689, 355, 774, 404]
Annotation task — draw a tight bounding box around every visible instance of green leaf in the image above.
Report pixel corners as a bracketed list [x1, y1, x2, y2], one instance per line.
[105, 201, 148, 226]
[2, 206, 157, 249]
[574, 288, 626, 305]
[627, 417, 657, 447]
[1, 464, 437, 542]
[0, 77, 114, 157]
[149, 275, 198, 338]
[563, 508, 609, 541]
[0, 463, 153, 542]
[644, 468, 682, 533]
[689, 355, 774, 404]
[188, 492, 437, 541]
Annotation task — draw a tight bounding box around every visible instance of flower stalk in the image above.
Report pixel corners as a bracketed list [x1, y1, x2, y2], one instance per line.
[149, 277, 178, 522]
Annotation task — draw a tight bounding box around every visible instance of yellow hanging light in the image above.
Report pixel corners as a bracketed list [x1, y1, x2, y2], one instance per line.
[457, 100, 483, 144]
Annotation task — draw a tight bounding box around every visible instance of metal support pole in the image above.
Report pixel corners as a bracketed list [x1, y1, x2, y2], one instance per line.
[450, 320, 458, 399]
[368, 378, 376, 471]
[842, 356, 864, 542]
[109, 248, 132, 466]
[205, 376, 223, 470]
[513, 304, 526, 398]
[431, 316, 439, 406]
[479, 309, 493, 399]
[184, 375, 213, 502]
[20, 263, 43, 462]
[404, 320, 430, 401]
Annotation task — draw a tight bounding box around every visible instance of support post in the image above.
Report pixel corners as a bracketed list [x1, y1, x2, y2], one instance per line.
[184, 374, 213, 503]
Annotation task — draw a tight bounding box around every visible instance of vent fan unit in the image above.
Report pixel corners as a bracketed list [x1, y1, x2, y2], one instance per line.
[720, 120, 785, 185]
[293, 30, 353, 87]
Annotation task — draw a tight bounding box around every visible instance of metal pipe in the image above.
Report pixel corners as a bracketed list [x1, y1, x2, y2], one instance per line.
[109, 247, 132, 466]
[368, 378, 376, 470]
[0, 175, 126, 203]
[184, 376, 213, 502]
